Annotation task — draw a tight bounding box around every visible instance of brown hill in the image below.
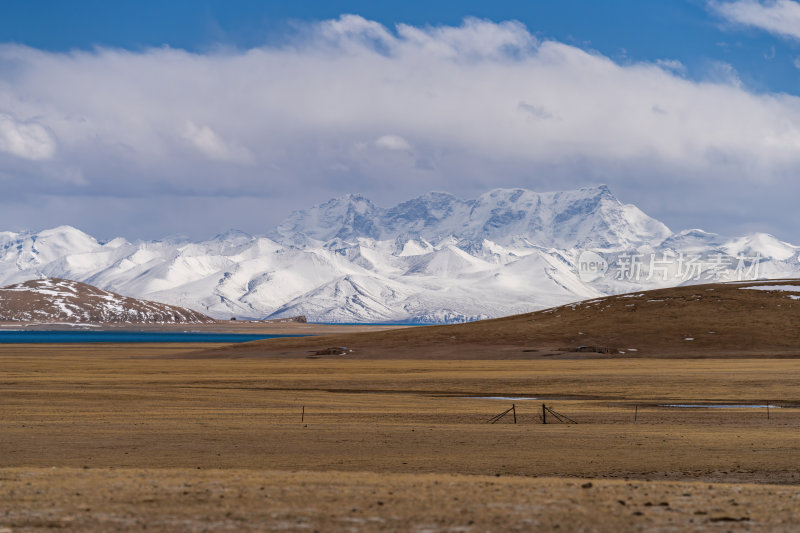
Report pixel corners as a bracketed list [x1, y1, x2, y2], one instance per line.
[0, 278, 216, 325]
[189, 279, 800, 359]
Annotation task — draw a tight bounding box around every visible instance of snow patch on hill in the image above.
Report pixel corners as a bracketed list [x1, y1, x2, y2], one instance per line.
[0, 278, 215, 324]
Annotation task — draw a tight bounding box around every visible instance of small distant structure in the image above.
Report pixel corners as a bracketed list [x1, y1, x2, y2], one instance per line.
[230, 317, 237, 321]
[573, 345, 616, 354]
[262, 315, 307, 324]
[311, 346, 350, 356]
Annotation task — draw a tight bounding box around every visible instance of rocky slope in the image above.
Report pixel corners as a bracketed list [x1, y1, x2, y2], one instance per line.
[0, 278, 215, 324]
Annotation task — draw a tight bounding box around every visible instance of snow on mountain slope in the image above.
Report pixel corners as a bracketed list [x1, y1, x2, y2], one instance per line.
[0, 185, 797, 322]
[0, 278, 215, 324]
[404, 246, 494, 277]
[276, 194, 383, 243]
[269, 274, 414, 323]
[0, 226, 101, 275]
[723, 233, 798, 262]
[658, 229, 726, 254]
[273, 185, 671, 250]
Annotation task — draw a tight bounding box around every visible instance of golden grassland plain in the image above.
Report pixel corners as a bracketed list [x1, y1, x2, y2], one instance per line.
[2, 343, 800, 531]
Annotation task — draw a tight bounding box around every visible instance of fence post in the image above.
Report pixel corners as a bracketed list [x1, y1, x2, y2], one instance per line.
[301, 405, 305, 423]
[513, 404, 517, 424]
[542, 403, 547, 424]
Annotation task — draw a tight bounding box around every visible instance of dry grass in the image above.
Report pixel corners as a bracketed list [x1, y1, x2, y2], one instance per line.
[2, 468, 794, 532]
[3, 344, 800, 530]
[2, 348, 800, 482]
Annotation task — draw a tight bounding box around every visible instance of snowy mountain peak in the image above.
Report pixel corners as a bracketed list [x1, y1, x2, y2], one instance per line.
[212, 229, 253, 242]
[0, 225, 100, 273]
[31, 226, 98, 250]
[0, 185, 795, 324]
[275, 193, 381, 243]
[102, 237, 130, 249]
[273, 185, 669, 250]
[659, 229, 724, 253]
[723, 233, 798, 261]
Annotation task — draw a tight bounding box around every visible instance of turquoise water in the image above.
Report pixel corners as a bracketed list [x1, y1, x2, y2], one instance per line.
[0, 330, 307, 344]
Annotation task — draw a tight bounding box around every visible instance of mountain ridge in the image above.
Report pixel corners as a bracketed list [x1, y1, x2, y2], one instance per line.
[0, 185, 797, 322]
[272, 185, 671, 250]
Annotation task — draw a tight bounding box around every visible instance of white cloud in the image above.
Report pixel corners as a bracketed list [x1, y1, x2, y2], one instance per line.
[794, 56, 800, 69]
[319, 14, 397, 49]
[655, 58, 687, 74]
[394, 17, 536, 60]
[181, 121, 253, 164]
[0, 15, 799, 238]
[703, 61, 744, 87]
[0, 113, 56, 160]
[711, 0, 800, 40]
[374, 134, 411, 151]
[517, 102, 554, 120]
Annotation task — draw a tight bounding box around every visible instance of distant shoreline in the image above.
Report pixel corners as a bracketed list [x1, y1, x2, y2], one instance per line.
[0, 330, 309, 344]
[0, 320, 410, 335]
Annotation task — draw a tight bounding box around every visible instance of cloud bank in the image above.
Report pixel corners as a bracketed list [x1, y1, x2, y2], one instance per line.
[1, 15, 800, 239]
[711, 0, 800, 40]
[0, 113, 56, 160]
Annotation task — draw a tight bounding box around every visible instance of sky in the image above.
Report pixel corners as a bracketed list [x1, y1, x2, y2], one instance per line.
[1, 0, 800, 241]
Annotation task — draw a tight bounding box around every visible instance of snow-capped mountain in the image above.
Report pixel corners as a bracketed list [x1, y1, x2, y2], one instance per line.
[273, 185, 670, 250]
[0, 185, 797, 323]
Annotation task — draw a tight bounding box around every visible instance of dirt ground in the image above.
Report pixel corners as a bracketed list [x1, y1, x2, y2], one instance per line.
[1, 346, 800, 531]
[1, 468, 794, 532]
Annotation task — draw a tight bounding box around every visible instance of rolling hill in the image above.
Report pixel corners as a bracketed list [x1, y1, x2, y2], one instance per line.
[0, 278, 215, 325]
[188, 279, 800, 359]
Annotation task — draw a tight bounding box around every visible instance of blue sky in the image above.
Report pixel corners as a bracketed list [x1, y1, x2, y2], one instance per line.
[1, 1, 800, 240]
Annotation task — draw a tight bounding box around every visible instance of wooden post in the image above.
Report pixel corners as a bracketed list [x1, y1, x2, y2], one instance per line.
[634, 405, 638, 422]
[301, 405, 305, 423]
[542, 403, 547, 424]
[512, 404, 517, 424]
[767, 404, 770, 420]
